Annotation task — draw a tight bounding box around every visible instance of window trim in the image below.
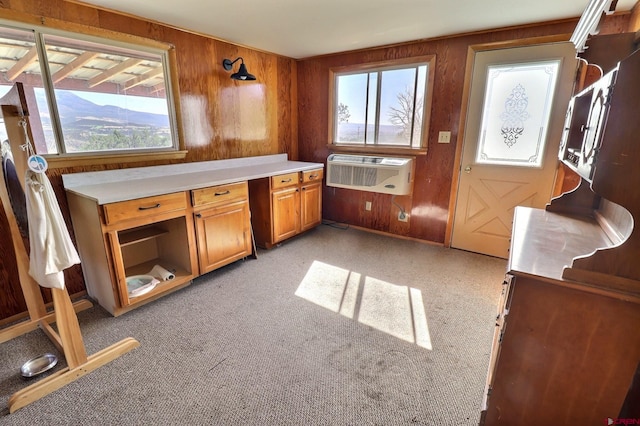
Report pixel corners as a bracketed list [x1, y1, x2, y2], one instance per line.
[0, 11, 186, 167]
[328, 55, 436, 156]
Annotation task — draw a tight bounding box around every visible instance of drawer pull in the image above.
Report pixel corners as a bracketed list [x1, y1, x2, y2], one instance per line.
[196, 213, 202, 218]
[309, 174, 318, 179]
[281, 178, 292, 183]
[215, 190, 231, 196]
[138, 203, 161, 211]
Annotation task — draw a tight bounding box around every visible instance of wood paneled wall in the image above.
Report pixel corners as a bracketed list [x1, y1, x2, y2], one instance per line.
[0, 1, 633, 321]
[0, 0, 297, 321]
[297, 14, 631, 245]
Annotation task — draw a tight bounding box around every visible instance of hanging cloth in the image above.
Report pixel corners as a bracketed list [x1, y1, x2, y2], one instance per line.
[25, 169, 80, 289]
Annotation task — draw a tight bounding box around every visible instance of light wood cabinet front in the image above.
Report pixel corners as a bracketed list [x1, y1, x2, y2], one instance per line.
[301, 181, 322, 232]
[194, 199, 252, 274]
[272, 186, 300, 243]
[249, 168, 323, 248]
[192, 182, 252, 274]
[103, 192, 187, 225]
[271, 172, 299, 189]
[191, 181, 248, 207]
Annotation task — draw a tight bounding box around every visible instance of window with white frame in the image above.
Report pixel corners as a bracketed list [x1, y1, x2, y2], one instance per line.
[330, 56, 435, 150]
[0, 22, 179, 157]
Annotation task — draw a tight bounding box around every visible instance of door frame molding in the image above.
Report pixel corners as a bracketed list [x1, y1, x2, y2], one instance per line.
[444, 34, 574, 248]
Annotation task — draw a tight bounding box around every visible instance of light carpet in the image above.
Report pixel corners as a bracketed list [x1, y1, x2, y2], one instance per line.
[0, 224, 507, 425]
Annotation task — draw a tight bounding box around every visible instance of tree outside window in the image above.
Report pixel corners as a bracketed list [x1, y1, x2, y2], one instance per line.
[331, 56, 434, 150]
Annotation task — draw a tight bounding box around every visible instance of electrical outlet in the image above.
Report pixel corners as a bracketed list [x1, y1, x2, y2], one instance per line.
[438, 131, 451, 143]
[398, 211, 409, 222]
[365, 201, 372, 211]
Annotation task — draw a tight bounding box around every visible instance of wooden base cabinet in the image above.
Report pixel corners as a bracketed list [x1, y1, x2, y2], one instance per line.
[249, 168, 323, 248]
[67, 191, 198, 316]
[192, 182, 252, 274]
[64, 155, 324, 316]
[67, 182, 254, 316]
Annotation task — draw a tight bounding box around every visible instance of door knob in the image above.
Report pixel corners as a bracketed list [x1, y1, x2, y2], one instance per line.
[464, 165, 472, 174]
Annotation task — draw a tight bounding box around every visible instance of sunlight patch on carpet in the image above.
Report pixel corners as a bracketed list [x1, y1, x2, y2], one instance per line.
[295, 260, 432, 350]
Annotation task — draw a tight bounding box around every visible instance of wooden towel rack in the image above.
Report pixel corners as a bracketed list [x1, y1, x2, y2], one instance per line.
[0, 83, 139, 413]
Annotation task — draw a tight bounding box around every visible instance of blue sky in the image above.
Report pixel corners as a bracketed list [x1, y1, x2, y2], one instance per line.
[336, 65, 427, 126]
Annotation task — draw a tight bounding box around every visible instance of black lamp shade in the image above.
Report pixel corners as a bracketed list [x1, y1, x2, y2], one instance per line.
[222, 57, 256, 81]
[231, 63, 256, 81]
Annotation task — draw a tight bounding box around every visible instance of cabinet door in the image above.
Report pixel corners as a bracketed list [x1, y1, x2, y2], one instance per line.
[301, 182, 322, 231]
[272, 186, 300, 243]
[195, 200, 252, 274]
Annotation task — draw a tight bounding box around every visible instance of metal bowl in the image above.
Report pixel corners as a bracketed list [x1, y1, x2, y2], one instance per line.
[20, 353, 58, 378]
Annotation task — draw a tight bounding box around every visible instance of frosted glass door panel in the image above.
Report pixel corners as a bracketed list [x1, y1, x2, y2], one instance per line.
[476, 61, 560, 167]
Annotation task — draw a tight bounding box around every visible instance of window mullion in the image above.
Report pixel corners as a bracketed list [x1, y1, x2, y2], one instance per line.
[374, 71, 382, 145]
[34, 31, 66, 154]
[409, 66, 419, 147]
[364, 73, 369, 143]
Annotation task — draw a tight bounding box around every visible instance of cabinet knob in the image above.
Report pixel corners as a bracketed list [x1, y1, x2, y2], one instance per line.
[195, 213, 202, 218]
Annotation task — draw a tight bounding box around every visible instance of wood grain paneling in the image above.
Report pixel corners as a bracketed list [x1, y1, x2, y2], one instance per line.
[298, 14, 631, 246]
[0, 0, 296, 320]
[0, 1, 631, 320]
[630, 2, 640, 32]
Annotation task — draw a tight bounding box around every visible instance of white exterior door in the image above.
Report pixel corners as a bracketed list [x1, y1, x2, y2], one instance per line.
[451, 42, 577, 258]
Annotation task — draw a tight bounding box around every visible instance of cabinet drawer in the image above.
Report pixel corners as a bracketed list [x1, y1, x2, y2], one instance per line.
[103, 192, 187, 225]
[271, 172, 299, 189]
[191, 181, 248, 208]
[302, 169, 323, 183]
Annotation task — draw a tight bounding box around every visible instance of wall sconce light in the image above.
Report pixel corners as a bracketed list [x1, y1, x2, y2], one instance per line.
[222, 57, 256, 81]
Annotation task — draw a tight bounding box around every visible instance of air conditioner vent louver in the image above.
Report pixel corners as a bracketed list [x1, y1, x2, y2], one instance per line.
[326, 154, 413, 195]
[353, 166, 378, 187]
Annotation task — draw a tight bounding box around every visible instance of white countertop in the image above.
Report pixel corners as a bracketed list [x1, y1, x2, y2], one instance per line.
[62, 154, 324, 204]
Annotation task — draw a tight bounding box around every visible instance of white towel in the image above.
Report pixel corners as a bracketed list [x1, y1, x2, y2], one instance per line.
[25, 170, 80, 289]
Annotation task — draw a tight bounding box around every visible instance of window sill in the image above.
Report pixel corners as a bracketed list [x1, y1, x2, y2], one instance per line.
[44, 150, 188, 169]
[328, 144, 427, 157]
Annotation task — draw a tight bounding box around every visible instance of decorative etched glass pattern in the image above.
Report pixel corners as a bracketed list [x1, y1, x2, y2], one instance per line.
[500, 84, 530, 147]
[476, 60, 560, 167]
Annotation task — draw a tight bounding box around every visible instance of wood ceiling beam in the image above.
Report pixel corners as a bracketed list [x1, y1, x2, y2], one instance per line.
[150, 82, 165, 94]
[124, 67, 163, 90]
[87, 58, 142, 88]
[52, 51, 99, 83]
[6, 46, 38, 81]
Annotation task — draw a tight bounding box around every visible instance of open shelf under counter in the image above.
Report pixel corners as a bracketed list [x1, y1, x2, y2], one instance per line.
[119, 226, 169, 247]
[121, 259, 193, 308]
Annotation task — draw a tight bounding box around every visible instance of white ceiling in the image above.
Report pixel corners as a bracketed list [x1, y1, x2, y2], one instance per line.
[78, 0, 637, 59]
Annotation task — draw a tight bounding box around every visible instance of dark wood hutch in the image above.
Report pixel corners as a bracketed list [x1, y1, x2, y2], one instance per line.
[480, 5, 640, 425]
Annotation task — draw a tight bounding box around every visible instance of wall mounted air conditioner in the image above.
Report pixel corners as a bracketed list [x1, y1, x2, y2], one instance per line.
[326, 154, 414, 195]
